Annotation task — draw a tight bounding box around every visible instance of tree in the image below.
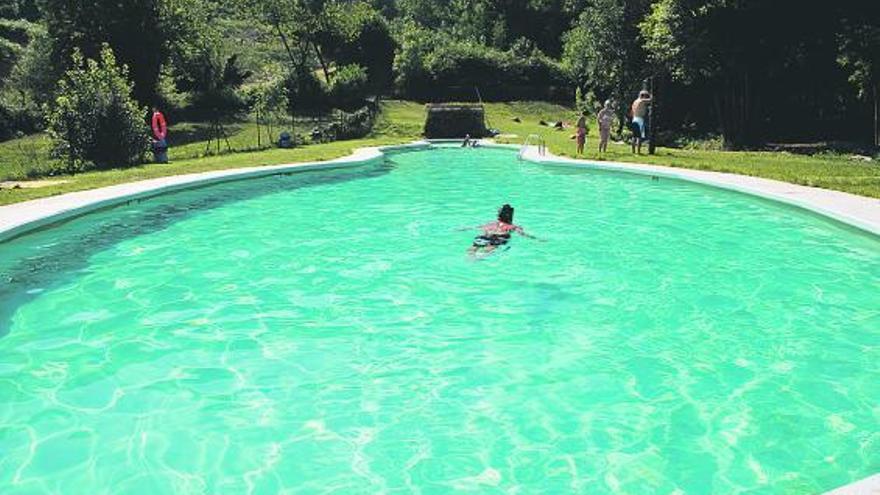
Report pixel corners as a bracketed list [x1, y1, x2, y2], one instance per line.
[641, 0, 765, 149]
[41, 0, 165, 104]
[394, 0, 582, 56]
[838, 13, 880, 147]
[0, 0, 39, 20]
[320, 1, 395, 91]
[243, 0, 321, 77]
[46, 45, 150, 170]
[246, 77, 289, 147]
[563, 0, 651, 133]
[0, 23, 50, 136]
[162, 0, 251, 119]
[0, 18, 40, 82]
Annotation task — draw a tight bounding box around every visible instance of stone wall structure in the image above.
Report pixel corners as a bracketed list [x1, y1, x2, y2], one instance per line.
[424, 104, 487, 138]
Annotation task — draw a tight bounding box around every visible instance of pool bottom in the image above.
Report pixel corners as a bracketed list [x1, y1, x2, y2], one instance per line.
[0, 145, 877, 494]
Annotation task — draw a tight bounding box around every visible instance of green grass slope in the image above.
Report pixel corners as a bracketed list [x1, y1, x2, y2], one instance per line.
[1, 100, 878, 206]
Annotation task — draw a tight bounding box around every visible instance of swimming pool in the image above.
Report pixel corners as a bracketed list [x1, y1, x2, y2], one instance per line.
[0, 146, 877, 493]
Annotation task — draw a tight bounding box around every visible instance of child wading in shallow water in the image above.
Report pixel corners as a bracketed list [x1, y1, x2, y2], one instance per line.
[597, 100, 614, 153]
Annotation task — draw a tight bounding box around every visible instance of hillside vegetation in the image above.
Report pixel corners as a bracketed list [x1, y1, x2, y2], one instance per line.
[2, 101, 878, 206]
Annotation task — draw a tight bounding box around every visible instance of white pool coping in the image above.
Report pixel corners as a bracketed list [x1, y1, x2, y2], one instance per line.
[518, 145, 880, 237]
[0, 141, 877, 493]
[822, 474, 880, 495]
[0, 142, 427, 242]
[1, 140, 878, 242]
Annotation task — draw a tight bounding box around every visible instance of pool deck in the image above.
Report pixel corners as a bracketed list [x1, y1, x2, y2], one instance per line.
[1, 140, 878, 243]
[0, 145, 390, 242]
[518, 145, 880, 237]
[822, 474, 880, 495]
[0, 141, 878, 493]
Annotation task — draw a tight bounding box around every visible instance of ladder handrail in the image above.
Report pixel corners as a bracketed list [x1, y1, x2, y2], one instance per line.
[518, 134, 546, 160]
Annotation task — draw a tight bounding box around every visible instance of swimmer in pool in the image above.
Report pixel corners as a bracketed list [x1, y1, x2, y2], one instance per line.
[467, 204, 538, 257]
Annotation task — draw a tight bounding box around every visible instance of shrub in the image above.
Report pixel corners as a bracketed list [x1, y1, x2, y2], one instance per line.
[324, 2, 395, 91]
[336, 105, 376, 139]
[5, 28, 54, 107]
[328, 64, 369, 109]
[0, 19, 40, 81]
[0, 93, 42, 140]
[393, 23, 439, 96]
[243, 77, 289, 125]
[284, 68, 327, 113]
[0, 25, 50, 139]
[45, 45, 149, 171]
[394, 27, 570, 100]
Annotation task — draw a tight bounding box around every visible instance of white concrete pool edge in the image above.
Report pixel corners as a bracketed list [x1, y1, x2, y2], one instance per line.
[822, 474, 880, 495]
[0, 142, 877, 494]
[1, 139, 879, 243]
[517, 145, 880, 237]
[0, 141, 429, 242]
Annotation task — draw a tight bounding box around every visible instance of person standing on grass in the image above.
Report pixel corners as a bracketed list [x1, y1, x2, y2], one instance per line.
[630, 90, 652, 154]
[597, 100, 614, 153]
[576, 111, 587, 155]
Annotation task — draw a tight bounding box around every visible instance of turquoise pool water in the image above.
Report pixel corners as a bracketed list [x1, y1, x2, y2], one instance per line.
[0, 146, 878, 494]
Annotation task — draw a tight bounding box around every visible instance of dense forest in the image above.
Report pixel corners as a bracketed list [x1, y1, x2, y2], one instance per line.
[0, 0, 878, 167]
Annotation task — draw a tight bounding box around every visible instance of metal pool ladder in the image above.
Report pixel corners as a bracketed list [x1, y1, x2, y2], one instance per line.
[518, 134, 546, 160]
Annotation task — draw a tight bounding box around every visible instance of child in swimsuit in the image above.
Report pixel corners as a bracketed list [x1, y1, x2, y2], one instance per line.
[576, 112, 587, 155]
[467, 204, 537, 257]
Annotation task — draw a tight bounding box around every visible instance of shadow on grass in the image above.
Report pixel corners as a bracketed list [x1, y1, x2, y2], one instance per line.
[167, 122, 246, 148]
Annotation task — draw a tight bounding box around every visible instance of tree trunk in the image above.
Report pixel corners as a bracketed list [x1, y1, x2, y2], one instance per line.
[648, 77, 657, 155]
[615, 87, 629, 137]
[314, 43, 331, 84]
[713, 93, 731, 150]
[874, 82, 878, 148]
[296, 40, 310, 72]
[715, 72, 752, 150]
[274, 21, 298, 70]
[256, 108, 262, 148]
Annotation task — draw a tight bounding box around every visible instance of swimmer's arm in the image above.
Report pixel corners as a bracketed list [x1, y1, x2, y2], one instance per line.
[515, 227, 542, 240]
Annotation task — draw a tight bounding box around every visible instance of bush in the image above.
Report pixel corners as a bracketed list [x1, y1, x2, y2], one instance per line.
[0, 25, 50, 139]
[0, 94, 42, 140]
[392, 23, 439, 96]
[243, 77, 289, 124]
[328, 64, 369, 109]
[394, 26, 570, 100]
[309, 105, 378, 143]
[5, 28, 54, 106]
[0, 19, 40, 80]
[323, 2, 395, 91]
[45, 45, 149, 171]
[336, 104, 376, 139]
[284, 68, 327, 113]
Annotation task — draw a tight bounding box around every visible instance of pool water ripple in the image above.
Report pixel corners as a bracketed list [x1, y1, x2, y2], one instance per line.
[0, 147, 877, 493]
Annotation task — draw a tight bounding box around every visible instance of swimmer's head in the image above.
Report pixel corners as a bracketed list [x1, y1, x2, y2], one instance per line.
[639, 90, 650, 98]
[604, 99, 612, 108]
[498, 204, 514, 223]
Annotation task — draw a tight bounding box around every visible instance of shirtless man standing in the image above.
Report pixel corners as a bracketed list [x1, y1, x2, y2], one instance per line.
[630, 90, 652, 154]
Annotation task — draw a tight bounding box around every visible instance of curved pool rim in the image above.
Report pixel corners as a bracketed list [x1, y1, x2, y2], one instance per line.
[0, 140, 878, 244]
[1, 142, 878, 494]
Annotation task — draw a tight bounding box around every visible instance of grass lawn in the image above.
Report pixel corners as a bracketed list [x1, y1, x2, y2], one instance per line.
[1, 100, 878, 206]
[484, 102, 880, 199]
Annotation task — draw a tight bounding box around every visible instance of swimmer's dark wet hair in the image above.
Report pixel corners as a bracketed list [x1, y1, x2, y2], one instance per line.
[498, 204, 514, 223]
